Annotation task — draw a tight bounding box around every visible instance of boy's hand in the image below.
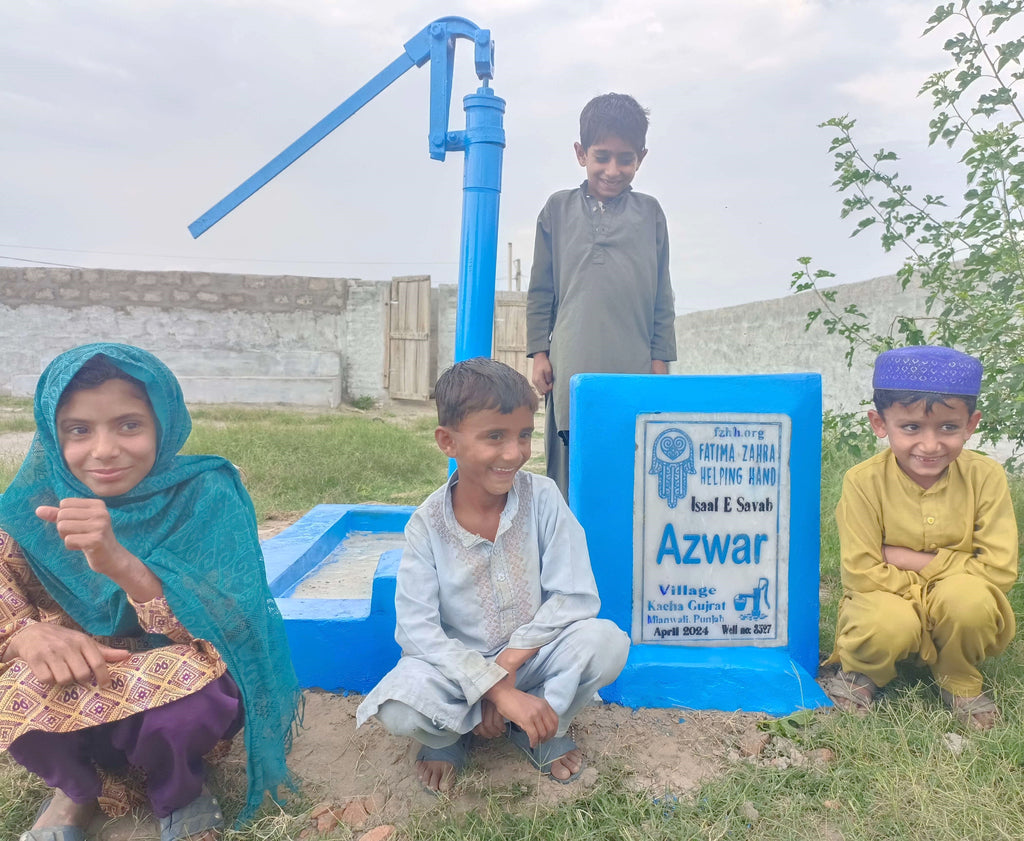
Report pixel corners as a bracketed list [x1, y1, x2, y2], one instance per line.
[479, 645, 547, 740]
[4, 622, 130, 688]
[531, 352, 554, 395]
[485, 682, 558, 747]
[651, 360, 668, 375]
[36, 499, 131, 578]
[882, 544, 935, 572]
[473, 698, 507, 739]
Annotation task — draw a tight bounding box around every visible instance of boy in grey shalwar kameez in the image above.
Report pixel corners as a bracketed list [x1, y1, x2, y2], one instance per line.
[527, 93, 677, 498]
[356, 359, 629, 793]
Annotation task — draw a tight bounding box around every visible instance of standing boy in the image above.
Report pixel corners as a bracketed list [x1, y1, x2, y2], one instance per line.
[826, 346, 1018, 729]
[526, 92, 677, 497]
[356, 358, 629, 792]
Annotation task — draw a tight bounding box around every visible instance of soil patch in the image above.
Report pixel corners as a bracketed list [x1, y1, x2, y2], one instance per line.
[280, 691, 763, 826]
[88, 691, 771, 840]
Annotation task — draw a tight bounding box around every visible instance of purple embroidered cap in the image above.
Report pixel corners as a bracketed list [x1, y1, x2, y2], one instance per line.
[873, 346, 982, 396]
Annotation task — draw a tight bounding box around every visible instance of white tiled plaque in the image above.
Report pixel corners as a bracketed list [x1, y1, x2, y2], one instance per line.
[633, 413, 791, 646]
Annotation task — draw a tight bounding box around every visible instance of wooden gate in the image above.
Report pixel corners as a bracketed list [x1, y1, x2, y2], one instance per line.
[384, 275, 433, 400]
[493, 291, 531, 383]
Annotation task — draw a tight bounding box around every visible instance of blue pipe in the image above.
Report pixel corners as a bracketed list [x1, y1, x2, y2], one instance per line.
[453, 85, 505, 362]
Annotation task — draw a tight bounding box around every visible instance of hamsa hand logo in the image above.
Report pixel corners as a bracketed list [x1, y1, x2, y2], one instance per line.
[650, 428, 695, 509]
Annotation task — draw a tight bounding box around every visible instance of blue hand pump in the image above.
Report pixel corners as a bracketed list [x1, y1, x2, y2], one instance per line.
[188, 17, 505, 362]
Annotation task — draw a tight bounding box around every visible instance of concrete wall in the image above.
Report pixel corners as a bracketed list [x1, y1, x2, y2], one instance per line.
[0, 267, 450, 407]
[434, 283, 459, 386]
[671, 272, 932, 414]
[1, 265, 929, 410]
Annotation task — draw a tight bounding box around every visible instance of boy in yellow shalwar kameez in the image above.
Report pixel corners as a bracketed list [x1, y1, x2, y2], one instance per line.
[825, 346, 1018, 730]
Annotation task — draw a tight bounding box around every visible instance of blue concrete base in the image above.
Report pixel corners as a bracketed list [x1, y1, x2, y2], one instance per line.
[572, 373, 833, 716]
[600, 646, 830, 716]
[262, 504, 413, 692]
[260, 499, 832, 713]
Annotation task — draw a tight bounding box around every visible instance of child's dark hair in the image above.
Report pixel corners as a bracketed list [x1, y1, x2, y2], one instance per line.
[56, 354, 150, 411]
[579, 93, 649, 153]
[873, 389, 978, 416]
[435, 358, 538, 428]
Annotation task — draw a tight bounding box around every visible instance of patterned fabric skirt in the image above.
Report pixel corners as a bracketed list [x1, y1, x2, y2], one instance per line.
[0, 639, 227, 816]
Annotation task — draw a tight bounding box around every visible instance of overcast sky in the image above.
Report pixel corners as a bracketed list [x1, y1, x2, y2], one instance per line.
[0, 0, 982, 313]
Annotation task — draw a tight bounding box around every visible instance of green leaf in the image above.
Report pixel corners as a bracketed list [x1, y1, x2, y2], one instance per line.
[995, 38, 1024, 69]
[758, 709, 818, 741]
[794, 0, 1024, 457]
[924, 3, 956, 35]
[851, 218, 877, 237]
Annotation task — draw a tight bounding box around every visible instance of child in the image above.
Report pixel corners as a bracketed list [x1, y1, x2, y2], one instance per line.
[825, 346, 1018, 729]
[356, 358, 629, 792]
[526, 92, 677, 497]
[0, 343, 300, 840]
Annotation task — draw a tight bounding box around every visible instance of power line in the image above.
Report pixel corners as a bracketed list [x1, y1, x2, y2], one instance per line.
[0, 254, 86, 269]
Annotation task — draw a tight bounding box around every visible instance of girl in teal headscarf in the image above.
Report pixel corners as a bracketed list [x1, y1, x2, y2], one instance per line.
[0, 343, 300, 841]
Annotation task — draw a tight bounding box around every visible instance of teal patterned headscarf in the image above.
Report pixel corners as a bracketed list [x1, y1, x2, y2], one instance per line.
[0, 343, 300, 824]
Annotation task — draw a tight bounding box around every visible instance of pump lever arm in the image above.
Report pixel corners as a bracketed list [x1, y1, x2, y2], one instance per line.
[188, 16, 493, 239]
[188, 51, 416, 239]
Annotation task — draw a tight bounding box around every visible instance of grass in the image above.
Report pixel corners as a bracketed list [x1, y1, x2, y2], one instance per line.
[3, 399, 1024, 839]
[184, 404, 446, 517]
[0, 398, 34, 492]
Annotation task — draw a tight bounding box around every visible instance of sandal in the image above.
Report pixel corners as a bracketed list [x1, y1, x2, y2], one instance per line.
[158, 789, 224, 841]
[506, 723, 585, 784]
[939, 687, 1000, 731]
[415, 733, 471, 794]
[19, 797, 87, 841]
[822, 669, 877, 713]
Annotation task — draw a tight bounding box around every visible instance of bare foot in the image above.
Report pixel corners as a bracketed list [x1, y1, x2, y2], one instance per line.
[416, 759, 456, 793]
[33, 790, 96, 830]
[548, 747, 583, 781]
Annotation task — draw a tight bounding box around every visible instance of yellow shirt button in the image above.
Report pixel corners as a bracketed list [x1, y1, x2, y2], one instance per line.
[930, 544, 938, 550]
[926, 517, 935, 524]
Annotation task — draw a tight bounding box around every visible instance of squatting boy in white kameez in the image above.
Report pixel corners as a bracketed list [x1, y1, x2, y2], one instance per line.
[357, 359, 629, 792]
[825, 346, 1018, 730]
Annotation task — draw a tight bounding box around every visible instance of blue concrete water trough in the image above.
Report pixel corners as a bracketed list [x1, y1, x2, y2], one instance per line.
[262, 504, 413, 691]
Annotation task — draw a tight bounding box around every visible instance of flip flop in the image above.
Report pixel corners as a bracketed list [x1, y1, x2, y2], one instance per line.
[415, 732, 472, 794]
[821, 669, 877, 713]
[19, 798, 87, 841]
[506, 723, 585, 784]
[939, 687, 1000, 731]
[158, 788, 224, 841]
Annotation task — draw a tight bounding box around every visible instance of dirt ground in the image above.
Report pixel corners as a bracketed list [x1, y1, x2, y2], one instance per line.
[282, 693, 770, 825]
[85, 690, 787, 840]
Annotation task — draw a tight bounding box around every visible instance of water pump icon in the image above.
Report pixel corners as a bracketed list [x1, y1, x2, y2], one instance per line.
[734, 577, 770, 621]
